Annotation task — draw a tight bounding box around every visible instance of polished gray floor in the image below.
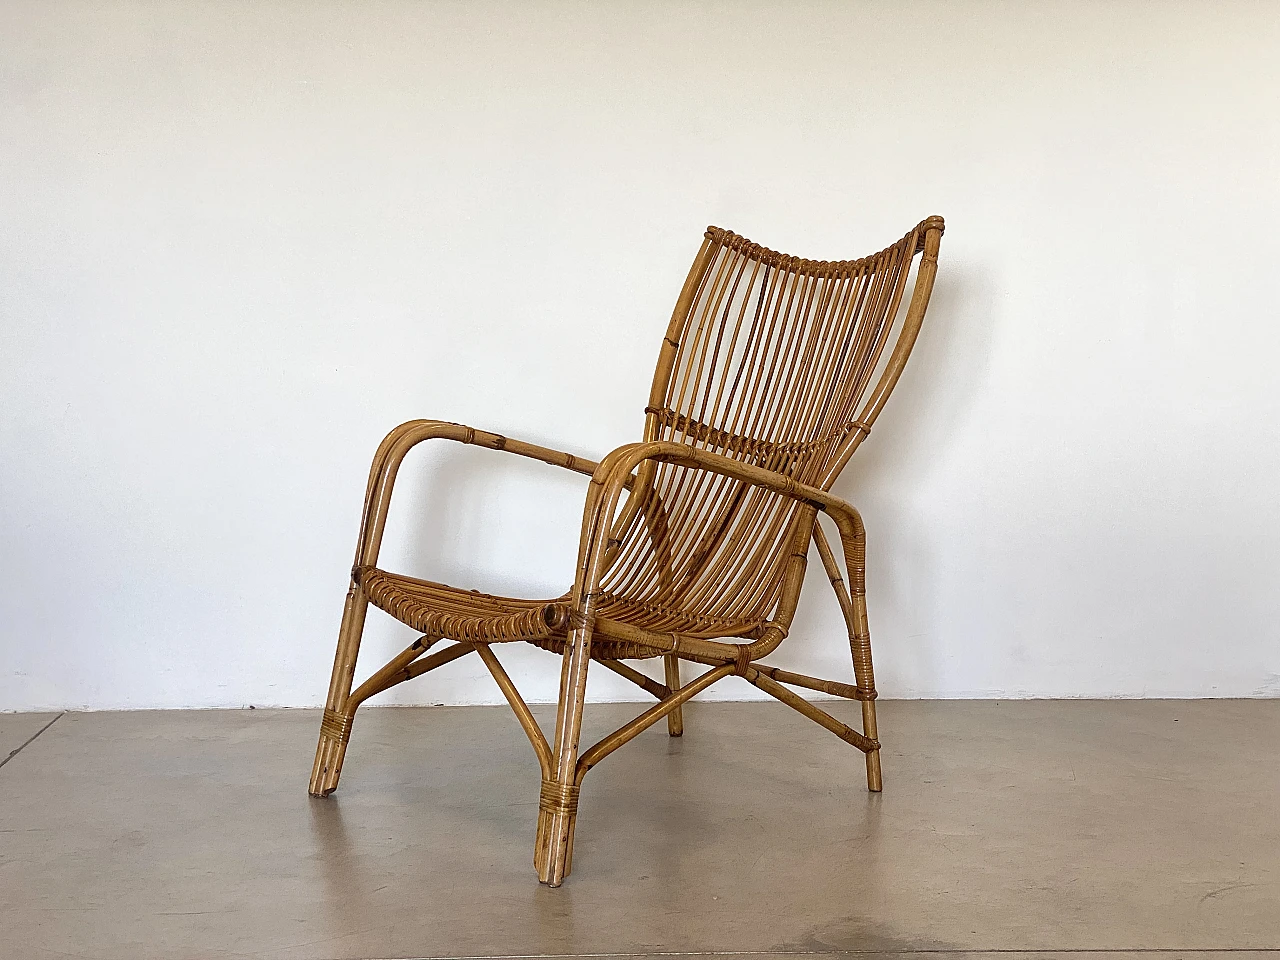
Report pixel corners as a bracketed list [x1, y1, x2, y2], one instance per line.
[1, 700, 1277, 960]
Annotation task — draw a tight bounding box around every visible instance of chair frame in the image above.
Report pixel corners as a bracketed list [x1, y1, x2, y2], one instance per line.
[309, 218, 944, 886]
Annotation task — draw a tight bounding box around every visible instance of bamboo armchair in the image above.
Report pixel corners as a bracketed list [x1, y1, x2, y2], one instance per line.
[310, 216, 945, 885]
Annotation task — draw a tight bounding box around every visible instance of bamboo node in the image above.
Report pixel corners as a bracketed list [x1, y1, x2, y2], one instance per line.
[539, 780, 580, 817]
[320, 709, 353, 744]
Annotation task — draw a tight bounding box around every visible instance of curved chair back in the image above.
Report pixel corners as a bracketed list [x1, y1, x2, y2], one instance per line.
[598, 217, 944, 633]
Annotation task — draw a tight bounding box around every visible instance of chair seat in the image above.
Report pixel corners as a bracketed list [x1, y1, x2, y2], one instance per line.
[355, 566, 761, 660]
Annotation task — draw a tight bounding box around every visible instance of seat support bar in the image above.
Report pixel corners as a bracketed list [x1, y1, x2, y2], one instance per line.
[574, 664, 736, 783]
[475, 644, 553, 779]
[349, 635, 456, 708]
[743, 667, 879, 753]
[594, 657, 671, 699]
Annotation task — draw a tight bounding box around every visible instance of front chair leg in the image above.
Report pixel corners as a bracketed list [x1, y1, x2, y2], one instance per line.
[534, 621, 594, 886]
[814, 519, 882, 792]
[846, 559, 882, 792]
[308, 582, 371, 797]
[844, 539, 882, 792]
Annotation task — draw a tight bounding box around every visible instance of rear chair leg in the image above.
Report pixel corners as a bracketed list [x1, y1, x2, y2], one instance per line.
[663, 655, 683, 736]
[309, 582, 370, 797]
[861, 698, 882, 792]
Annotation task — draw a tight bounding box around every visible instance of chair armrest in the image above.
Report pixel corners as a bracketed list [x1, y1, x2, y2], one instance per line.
[352, 419, 601, 570]
[589, 440, 863, 532]
[568, 439, 866, 609]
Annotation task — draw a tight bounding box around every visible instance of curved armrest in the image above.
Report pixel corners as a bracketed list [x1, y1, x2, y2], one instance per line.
[352, 419, 602, 571]
[569, 439, 866, 613]
[591, 440, 863, 533]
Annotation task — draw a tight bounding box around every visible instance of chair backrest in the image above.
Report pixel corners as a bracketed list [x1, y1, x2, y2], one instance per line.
[599, 217, 944, 635]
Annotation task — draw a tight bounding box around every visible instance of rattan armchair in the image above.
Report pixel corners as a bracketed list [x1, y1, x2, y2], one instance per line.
[309, 216, 945, 885]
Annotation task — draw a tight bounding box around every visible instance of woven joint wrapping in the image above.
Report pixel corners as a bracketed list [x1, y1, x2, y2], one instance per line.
[706, 226, 879, 277]
[567, 607, 596, 631]
[320, 709, 353, 744]
[851, 642, 877, 700]
[644, 407, 869, 464]
[539, 780, 580, 817]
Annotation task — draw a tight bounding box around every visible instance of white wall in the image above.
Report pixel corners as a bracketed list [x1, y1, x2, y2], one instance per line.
[3, 1, 1279, 711]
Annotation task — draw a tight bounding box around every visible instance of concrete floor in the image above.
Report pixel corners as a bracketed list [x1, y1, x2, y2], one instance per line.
[1, 700, 1277, 960]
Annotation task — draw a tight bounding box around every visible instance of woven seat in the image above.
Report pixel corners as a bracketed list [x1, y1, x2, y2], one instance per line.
[310, 217, 945, 886]
[357, 567, 571, 644]
[357, 567, 764, 659]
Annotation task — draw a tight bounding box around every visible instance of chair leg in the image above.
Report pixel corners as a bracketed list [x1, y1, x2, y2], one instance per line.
[849, 588, 882, 793]
[308, 583, 371, 797]
[663, 654, 684, 736]
[861, 698, 882, 792]
[815, 520, 883, 792]
[534, 623, 594, 886]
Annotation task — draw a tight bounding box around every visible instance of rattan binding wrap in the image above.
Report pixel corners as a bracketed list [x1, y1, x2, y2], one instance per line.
[309, 216, 945, 887]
